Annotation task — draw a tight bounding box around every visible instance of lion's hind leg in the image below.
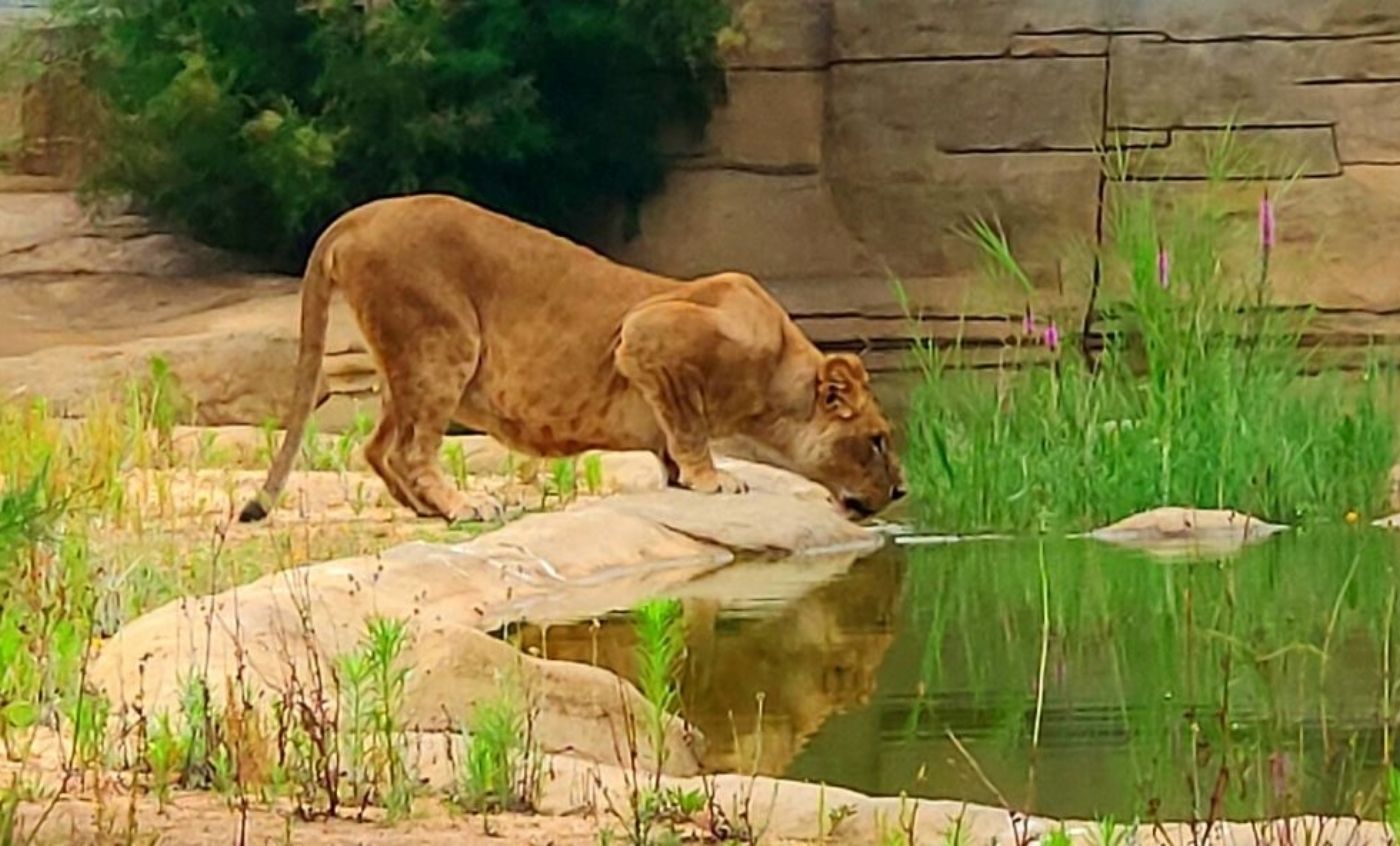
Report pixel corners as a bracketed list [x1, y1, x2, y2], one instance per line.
[363, 389, 431, 515]
[380, 325, 502, 524]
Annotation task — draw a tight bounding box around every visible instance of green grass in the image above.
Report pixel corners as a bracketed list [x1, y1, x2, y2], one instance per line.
[904, 146, 1397, 533]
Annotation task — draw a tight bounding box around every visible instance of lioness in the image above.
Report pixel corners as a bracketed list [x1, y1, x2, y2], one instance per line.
[240, 194, 905, 524]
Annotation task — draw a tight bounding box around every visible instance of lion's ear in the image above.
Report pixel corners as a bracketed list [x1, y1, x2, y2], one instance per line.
[817, 353, 871, 420]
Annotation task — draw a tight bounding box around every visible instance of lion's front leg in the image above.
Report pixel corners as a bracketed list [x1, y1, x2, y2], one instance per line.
[615, 302, 748, 496]
[635, 368, 747, 495]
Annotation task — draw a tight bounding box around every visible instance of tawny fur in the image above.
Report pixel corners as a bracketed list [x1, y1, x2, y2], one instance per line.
[241, 194, 904, 524]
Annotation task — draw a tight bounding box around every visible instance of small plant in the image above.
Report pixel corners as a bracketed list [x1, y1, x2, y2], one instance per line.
[299, 418, 333, 472]
[453, 670, 542, 816]
[124, 355, 190, 466]
[256, 418, 280, 465]
[634, 598, 685, 788]
[443, 441, 471, 491]
[60, 689, 112, 771]
[332, 411, 375, 472]
[336, 616, 413, 819]
[582, 453, 606, 496]
[1092, 816, 1132, 846]
[145, 713, 184, 810]
[175, 674, 217, 789]
[547, 457, 579, 504]
[1386, 767, 1400, 844]
[1042, 827, 1074, 846]
[817, 784, 857, 841]
[875, 793, 920, 846]
[0, 775, 22, 846]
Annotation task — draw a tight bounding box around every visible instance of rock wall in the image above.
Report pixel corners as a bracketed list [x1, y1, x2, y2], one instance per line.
[15, 0, 1400, 374]
[597, 0, 1400, 371]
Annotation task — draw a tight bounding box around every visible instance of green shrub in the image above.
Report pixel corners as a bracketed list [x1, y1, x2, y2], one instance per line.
[904, 141, 1398, 533]
[45, 0, 730, 265]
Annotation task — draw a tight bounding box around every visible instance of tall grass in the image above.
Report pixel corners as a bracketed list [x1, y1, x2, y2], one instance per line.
[904, 143, 1396, 532]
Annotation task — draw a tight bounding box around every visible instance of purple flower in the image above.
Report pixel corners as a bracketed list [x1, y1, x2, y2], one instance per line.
[1156, 243, 1171, 290]
[1259, 190, 1276, 250]
[1021, 305, 1035, 336]
[1043, 320, 1060, 352]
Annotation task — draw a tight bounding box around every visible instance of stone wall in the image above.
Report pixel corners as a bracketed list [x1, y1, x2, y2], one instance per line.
[15, 0, 1400, 373]
[598, 0, 1400, 372]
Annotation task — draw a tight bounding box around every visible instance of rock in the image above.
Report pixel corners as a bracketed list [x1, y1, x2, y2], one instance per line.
[529, 753, 1390, 844]
[1, 192, 254, 276]
[598, 169, 877, 282]
[1087, 506, 1287, 557]
[722, 0, 831, 69]
[594, 489, 876, 556]
[540, 756, 1049, 844]
[674, 70, 825, 169]
[89, 546, 708, 775]
[91, 459, 877, 774]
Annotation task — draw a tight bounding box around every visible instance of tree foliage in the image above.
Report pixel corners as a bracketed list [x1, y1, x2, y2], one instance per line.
[49, 0, 730, 266]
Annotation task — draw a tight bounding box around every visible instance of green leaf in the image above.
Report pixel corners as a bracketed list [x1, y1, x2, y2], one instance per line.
[2, 700, 39, 729]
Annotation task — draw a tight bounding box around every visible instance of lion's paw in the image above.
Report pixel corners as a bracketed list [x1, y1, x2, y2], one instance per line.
[443, 491, 505, 524]
[682, 468, 749, 495]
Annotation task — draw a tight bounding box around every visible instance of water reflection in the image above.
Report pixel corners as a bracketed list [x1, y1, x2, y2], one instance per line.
[513, 550, 903, 774]
[518, 529, 1400, 823]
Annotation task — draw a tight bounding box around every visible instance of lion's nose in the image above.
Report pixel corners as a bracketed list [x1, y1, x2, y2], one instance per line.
[842, 496, 875, 518]
[891, 485, 907, 501]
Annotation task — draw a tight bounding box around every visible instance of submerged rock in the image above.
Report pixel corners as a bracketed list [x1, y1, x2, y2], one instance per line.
[1087, 506, 1287, 558]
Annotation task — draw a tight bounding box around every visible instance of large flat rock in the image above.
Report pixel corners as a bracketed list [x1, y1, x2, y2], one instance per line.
[90, 460, 881, 774]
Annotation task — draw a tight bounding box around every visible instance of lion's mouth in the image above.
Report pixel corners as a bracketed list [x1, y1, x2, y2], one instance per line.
[841, 496, 877, 520]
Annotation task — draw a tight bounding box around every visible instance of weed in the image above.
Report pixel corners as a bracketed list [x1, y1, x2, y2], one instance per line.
[1386, 768, 1400, 843]
[1042, 827, 1073, 846]
[0, 781, 16, 846]
[875, 792, 920, 845]
[547, 457, 579, 505]
[634, 598, 685, 789]
[453, 670, 542, 815]
[175, 674, 217, 788]
[443, 441, 471, 491]
[336, 615, 414, 819]
[1092, 816, 1132, 846]
[145, 712, 182, 810]
[336, 411, 375, 470]
[61, 690, 111, 771]
[257, 418, 280, 466]
[124, 356, 190, 466]
[583, 453, 606, 496]
[298, 418, 332, 472]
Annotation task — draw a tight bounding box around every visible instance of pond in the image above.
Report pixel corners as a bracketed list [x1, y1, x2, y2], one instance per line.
[514, 528, 1400, 825]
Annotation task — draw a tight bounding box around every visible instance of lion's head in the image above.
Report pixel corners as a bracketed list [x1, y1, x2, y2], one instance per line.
[780, 353, 906, 518]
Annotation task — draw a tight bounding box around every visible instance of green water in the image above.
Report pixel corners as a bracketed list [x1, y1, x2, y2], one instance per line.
[522, 528, 1400, 823]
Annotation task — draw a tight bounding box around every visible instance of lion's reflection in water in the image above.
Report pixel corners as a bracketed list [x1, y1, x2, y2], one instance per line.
[513, 549, 904, 775]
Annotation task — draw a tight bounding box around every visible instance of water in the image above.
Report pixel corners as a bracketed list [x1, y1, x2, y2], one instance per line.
[514, 528, 1400, 824]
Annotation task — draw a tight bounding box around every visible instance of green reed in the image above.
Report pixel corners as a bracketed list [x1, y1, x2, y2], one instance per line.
[904, 141, 1396, 533]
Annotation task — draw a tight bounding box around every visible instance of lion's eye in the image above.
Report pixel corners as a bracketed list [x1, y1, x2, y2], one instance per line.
[871, 434, 887, 455]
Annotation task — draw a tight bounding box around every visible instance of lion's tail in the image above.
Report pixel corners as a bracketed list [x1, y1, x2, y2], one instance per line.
[238, 229, 341, 523]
